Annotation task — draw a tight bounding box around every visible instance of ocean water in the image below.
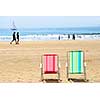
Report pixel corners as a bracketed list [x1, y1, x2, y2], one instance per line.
[0, 27, 100, 41]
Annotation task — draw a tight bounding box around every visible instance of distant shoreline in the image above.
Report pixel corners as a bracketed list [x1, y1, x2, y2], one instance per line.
[0, 34, 100, 41]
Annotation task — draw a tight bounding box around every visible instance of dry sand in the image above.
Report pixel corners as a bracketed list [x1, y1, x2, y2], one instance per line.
[0, 40, 100, 83]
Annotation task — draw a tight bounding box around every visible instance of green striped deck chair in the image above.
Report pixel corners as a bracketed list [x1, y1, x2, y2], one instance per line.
[66, 50, 87, 81]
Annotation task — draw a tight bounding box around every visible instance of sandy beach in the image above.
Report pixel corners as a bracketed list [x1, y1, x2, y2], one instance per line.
[0, 40, 100, 83]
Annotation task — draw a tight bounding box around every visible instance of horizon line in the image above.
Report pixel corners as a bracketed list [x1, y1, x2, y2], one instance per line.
[0, 25, 100, 29]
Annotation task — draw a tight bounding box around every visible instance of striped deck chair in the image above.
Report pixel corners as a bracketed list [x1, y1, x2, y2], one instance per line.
[66, 50, 87, 81]
[40, 54, 61, 81]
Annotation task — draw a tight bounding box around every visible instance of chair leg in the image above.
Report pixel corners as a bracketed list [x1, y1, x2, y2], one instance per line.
[58, 73, 59, 80]
[41, 74, 44, 81]
[67, 67, 69, 81]
[84, 72, 87, 82]
[84, 66, 88, 82]
[41, 68, 44, 81]
[57, 69, 61, 83]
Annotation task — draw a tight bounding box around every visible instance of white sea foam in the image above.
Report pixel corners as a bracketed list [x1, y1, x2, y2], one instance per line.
[0, 34, 100, 41]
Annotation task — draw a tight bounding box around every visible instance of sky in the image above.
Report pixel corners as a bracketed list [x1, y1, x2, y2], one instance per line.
[0, 16, 100, 28]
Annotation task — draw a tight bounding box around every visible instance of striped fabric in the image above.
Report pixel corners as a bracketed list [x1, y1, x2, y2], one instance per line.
[69, 51, 84, 74]
[43, 54, 58, 74]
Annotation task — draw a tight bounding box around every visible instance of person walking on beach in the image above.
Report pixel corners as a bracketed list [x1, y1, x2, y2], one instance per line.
[68, 34, 70, 40]
[10, 32, 16, 44]
[16, 32, 19, 44]
[72, 34, 75, 40]
[58, 35, 60, 40]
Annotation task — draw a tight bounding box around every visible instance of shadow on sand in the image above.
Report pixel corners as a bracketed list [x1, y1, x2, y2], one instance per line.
[44, 79, 62, 83]
[68, 78, 89, 83]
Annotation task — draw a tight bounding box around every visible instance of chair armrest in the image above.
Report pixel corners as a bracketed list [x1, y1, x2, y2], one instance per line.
[66, 62, 68, 67]
[40, 63, 42, 68]
[58, 62, 61, 68]
[84, 62, 86, 67]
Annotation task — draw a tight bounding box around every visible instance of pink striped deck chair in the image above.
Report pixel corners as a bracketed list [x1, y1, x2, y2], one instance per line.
[40, 54, 60, 81]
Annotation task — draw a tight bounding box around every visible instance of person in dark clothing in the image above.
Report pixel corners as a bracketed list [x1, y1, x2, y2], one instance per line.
[16, 32, 19, 44]
[72, 34, 75, 40]
[58, 35, 60, 40]
[68, 34, 70, 40]
[10, 32, 16, 44]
